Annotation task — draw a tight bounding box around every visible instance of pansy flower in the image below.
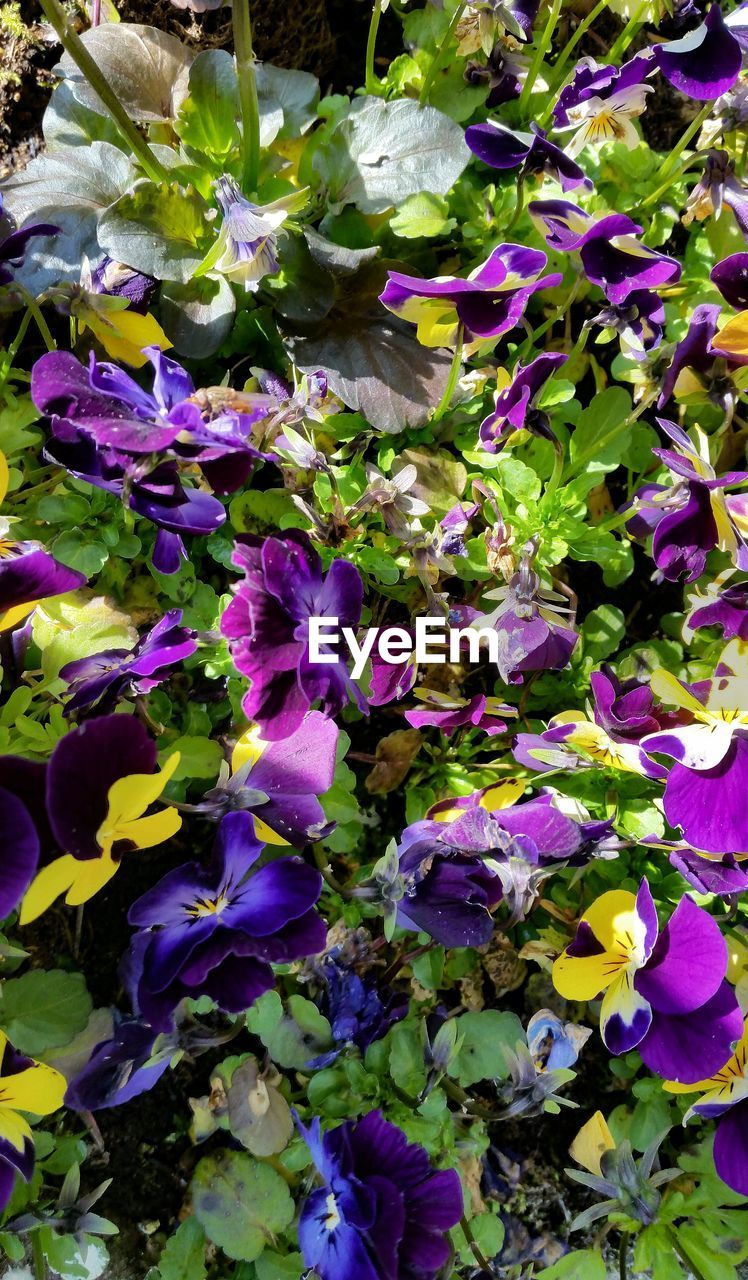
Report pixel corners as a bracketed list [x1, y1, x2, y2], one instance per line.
[665, 1021, 748, 1196]
[457, 0, 539, 53]
[220, 529, 367, 741]
[0, 756, 51, 920]
[404, 689, 516, 736]
[529, 200, 681, 305]
[89, 255, 157, 315]
[551, 52, 655, 157]
[0, 1031, 66, 1211]
[654, 4, 743, 101]
[378, 243, 561, 350]
[195, 177, 307, 293]
[472, 551, 578, 683]
[527, 1009, 591, 1071]
[193, 711, 339, 847]
[683, 151, 748, 239]
[0, 193, 58, 287]
[310, 955, 408, 1066]
[627, 417, 748, 581]
[683, 570, 748, 641]
[589, 289, 665, 362]
[19, 714, 181, 924]
[126, 811, 327, 1031]
[658, 303, 748, 412]
[466, 120, 591, 190]
[479, 352, 568, 453]
[553, 879, 742, 1082]
[711, 252, 748, 310]
[0, 452, 87, 634]
[61, 609, 197, 717]
[296, 1110, 463, 1280]
[65, 1018, 173, 1112]
[641, 645, 748, 856]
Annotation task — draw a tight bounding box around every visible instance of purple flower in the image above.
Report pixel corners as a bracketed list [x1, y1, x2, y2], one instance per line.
[551, 52, 655, 156]
[711, 252, 748, 309]
[466, 120, 591, 190]
[297, 1110, 463, 1280]
[475, 552, 578, 683]
[684, 573, 748, 640]
[395, 789, 609, 944]
[589, 290, 665, 361]
[60, 609, 196, 716]
[379, 243, 561, 348]
[665, 1020, 748, 1197]
[194, 712, 339, 848]
[0, 540, 86, 635]
[221, 530, 367, 740]
[479, 352, 568, 453]
[641, 655, 748, 856]
[683, 151, 748, 238]
[65, 1019, 172, 1112]
[553, 878, 742, 1083]
[0, 1033, 65, 1212]
[654, 4, 743, 101]
[590, 665, 669, 742]
[529, 200, 681, 305]
[527, 1009, 591, 1071]
[89, 256, 157, 315]
[0, 194, 58, 287]
[0, 757, 50, 919]
[658, 303, 748, 410]
[626, 417, 748, 581]
[127, 811, 327, 1031]
[404, 689, 515, 736]
[312, 956, 408, 1063]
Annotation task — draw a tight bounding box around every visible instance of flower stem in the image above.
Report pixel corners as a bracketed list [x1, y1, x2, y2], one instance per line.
[666, 1228, 711, 1280]
[460, 1215, 492, 1271]
[232, 0, 261, 193]
[31, 1232, 46, 1280]
[551, 0, 608, 86]
[619, 1231, 629, 1280]
[656, 102, 714, 182]
[37, 0, 169, 185]
[365, 0, 384, 94]
[520, 0, 564, 111]
[18, 286, 56, 353]
[432, 326, 464, 421]
[638, 151, 709, 209]
[608, 0, 648, 62]
[419, 2, 467, 106]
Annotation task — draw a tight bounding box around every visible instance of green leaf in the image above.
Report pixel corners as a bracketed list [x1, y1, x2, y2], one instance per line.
[537, 1249, 607, 1279]
[0, 970, 92, 1056]
[99, 181, 210, 283]
[565, 387, 632, 480]
[157, 1219, 207, 1280]
[582, 604, 626, 661]
[246, 992, 333, 1069]
[57, 22, 193, 123]
[452, 1011, 524, 1086]
[160, 736, 223, 782]
[390, 192, 456, 239]
[255, 1252, 304, 1280]
[191, 1151, 294, 1262]
[388, 1021, 427, 1095]
[176, 49, 239, 157]
[161, 276, 236, 360]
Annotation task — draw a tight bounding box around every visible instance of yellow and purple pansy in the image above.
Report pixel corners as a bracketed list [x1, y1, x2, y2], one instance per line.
[665, 1020, 748, 1197]
[0, 1031, 66, 1210]
[553, 879, 742, 1083]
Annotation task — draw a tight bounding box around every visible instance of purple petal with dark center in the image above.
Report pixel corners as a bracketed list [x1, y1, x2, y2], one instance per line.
[636, 894, 726, 1013]
[655, 5, 742, 101]
[638, 980, 743, 1083]
[663, 736, 748, 855]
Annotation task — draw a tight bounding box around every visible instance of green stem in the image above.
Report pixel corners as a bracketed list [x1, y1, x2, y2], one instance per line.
[551, 0, 609, 85]
[233, 0, 261, 193]
[638, 151, 709, 210]
[18, 287, 56, 353]
[31, 1232, 46, 1280]
[365, 0, 384, 94]
[460, 1215, 492, 1272]
[544, 441, 564, 503]
[419, 2, 466, 106]
[0, 307, 32, 391]
[656, 102, 714, 182]
[505, 174, 526, 235]
[519, 0, 563, 111]
[608, 0, 648, 63]
[432, 326, 464, 421]
[619, 1231, 629, 1280]
[666, 1228, 710, 1280]
[37, 0, 168, 184]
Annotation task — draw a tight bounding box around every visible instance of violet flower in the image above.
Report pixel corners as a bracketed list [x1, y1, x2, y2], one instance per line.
[553, 877, 742, 1082]
[297, 1111, 463, 1280]
[466, 120, 591, 190]
[89, 256, 157, 315]
[473, 550, 578, 683]
[379, 243, 561, 349]
[654, 4, 743, 101]
[127, 811, 327, 1031]
[589, 289, 665, 361]
[684, 571, 748, 640]
[311, 955, 408, 1065]
[665, 1020, 748, 1198]
[683, 151, 748, 238]
[551, 52, 655, 156]
[404, 689, 516, 736]
[0, 756, 51, 920]
[0, 1033, 65, 1212]
[657, 303, 748, 411]
[65, 1019, 173, 1111]
[220, 530, 367, 740]
[711, 251, 748, 309]
[529, 199, 681, 305]
[349, 463, 430, 539]
[196, 177, 307, 293]
[479, 352, 568, 453]
[0, 194, 58, 287]
[60, 609, 197, 717]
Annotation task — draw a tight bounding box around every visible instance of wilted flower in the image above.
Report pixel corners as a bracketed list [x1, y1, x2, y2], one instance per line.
[457, 0, 539, 53]
[196, 177, 307, 293]
[530, 200, 681, 305]
[19, 714, 181, 924]
[654, 4, 743, 101]
[66, 1018, 174, 1112]
[349, 462, 430, 539]
[310, 954, 408, 1065]
[379, 243, 561, 350]
[665, 1020, 748, 1197]
[466, 120, 590, 190]
[683, 151, 748, 238]
[220, 529, 367, 740]
[0, 1031, 66, 1211]
[479, 352, 568, 453]
[551, 52, 655, 157]
[567, 1111, 678, 1231]
[641, 643, 748, 856]
[404, 688, 516, 736]
[88, 255, 157, 315]
[553, 878, 742, 1081]
[527, 1009, 591, 1071]
[297, 1110, 463, 1280]
[60, 609, 197, 716]
[127, 811, 327, 1030]
[495, 1038, 578, 1120]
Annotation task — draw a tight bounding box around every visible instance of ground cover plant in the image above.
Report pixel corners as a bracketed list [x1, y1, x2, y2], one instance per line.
[1, 0, 748, 1276]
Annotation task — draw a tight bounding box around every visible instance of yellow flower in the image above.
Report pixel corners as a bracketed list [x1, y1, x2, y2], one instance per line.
[72, 293, 171, 368]
[0, 1030, 66, 1171]
[570, 1111, 616, 1176]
